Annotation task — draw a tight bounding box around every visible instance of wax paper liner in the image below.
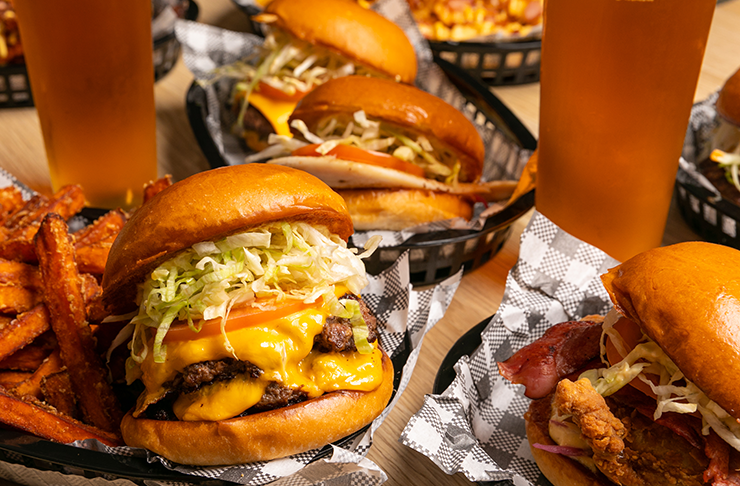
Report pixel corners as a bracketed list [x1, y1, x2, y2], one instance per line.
[0, 168, 462, 485]
[677, 92, 723, 195]
[174, 0, 531, 247]
[400, 211, 619, 485]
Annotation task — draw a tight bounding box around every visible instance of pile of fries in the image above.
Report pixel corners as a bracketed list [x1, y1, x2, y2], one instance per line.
[0, 177, 171, 447]
[407, 0, 543, 42]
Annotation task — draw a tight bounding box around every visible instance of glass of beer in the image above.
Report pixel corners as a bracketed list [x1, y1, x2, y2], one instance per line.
[535, 0, 715, 262]
[13, 0, 158, 210]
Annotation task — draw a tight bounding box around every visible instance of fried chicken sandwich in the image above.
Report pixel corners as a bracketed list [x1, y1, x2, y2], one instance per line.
[101, 164, 393, 466]
[498, 241, 740, 486]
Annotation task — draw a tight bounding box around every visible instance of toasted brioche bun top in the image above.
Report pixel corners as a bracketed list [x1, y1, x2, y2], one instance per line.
[717, 67, 740, 127]
[102, 165, 353, 315]
[290, 76, 485, 183]
[257, 0, 417, 84]
[601, 241, 740, 419]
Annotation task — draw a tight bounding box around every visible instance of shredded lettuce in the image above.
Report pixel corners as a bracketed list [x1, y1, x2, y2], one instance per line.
[711, 148, 740, 192]
[245, 110, 460, 184]
[129, 221, 376, 365]
[583, 308, 740, 452]
[207, 30, 388, 133]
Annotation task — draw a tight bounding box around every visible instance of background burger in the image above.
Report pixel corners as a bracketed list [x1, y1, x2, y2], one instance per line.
[700, 67, 740, 204]
[101, 164, 393, 466]
[246, 75, 516, 231]
[498, 241, 740, 485]
[224, 0, 418, 152]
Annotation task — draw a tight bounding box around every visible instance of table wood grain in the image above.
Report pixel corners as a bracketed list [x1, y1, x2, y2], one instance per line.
[0, 1, 738, 484]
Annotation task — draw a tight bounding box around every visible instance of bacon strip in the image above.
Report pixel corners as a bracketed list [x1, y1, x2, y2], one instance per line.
[497, 319, 603, 399]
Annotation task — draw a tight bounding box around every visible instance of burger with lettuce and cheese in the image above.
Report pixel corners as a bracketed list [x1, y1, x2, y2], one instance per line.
[498, 242, 740, 486]
[221, 0, 417, 152]
[245, 75, 517, 231]
[101, 164, 393, 466]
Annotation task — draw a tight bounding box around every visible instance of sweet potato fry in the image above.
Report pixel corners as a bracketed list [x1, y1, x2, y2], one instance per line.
[0, 186, 86, 262]
[144, 175, 172, 203]
[79, 273, 110, 322]
[41, 370, 77, 418]
[34, 214, 121, 433]
[0, 304, 50, 361]
[2, 194, 48, 232]
[0, 258, 42, 288]
[6, 186, 84, 235]
[10, 349, 63, 399]
[0, 341, 53, 371]
[0, 387, 121, 446]
[75, 242, 112, 276]
[73, 209, 126, 246]
[0, 237, 38, 263]
[0, 186, 25, 226]
[0, 285, 41, 313]
[0, 371, 31, 388]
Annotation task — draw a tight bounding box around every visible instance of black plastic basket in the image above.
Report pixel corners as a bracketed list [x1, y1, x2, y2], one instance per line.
[186, 58, 536, 286]
[676, 94, 740, 249]
[153, 0, 199, 81]
[0, 63, 32, 108]
[430, 39, 541, 87]
[675, 170, 740, 248]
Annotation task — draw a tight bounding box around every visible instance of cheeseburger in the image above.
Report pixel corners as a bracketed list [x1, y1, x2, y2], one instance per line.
[498, 242, 740, 486]
[247, 75, 516, 230]
[226, 0, 417, 151]
[101, 164, 393, 466]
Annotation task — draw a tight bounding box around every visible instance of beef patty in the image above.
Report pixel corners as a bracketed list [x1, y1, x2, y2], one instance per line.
[141, 293, 379, 421]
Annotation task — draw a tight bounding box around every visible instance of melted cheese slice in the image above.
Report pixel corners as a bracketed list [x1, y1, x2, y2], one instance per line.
[135, 300, 384, 421]
[247, 91, 297, 137]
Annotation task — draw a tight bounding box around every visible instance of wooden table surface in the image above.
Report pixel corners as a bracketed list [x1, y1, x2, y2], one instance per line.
[0, 1, 739, 485]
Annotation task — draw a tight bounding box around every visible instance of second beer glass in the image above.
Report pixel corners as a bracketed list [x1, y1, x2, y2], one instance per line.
[535, 0, 715, 262]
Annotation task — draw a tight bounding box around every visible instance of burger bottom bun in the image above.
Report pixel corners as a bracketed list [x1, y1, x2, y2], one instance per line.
[121, 349, 394, 466]
[525, 397, 613, 486]
[337, 189, 473, 231]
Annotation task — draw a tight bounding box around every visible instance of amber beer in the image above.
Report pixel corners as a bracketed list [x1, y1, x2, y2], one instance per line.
[13, 0, 157, 209]
[535, 0, 715, 262]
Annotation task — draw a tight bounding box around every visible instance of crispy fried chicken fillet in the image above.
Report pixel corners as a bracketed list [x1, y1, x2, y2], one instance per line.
[553, 378, 637, 485]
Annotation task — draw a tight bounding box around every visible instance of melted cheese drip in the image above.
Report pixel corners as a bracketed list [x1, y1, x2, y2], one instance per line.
[135, 295, 383, 421]
[247, 91, 297, 136]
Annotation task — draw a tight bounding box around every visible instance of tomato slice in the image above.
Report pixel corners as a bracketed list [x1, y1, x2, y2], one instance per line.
[163, 299, 312, 343]
[604, 316, 659, 399]
[292, 143, 426, 178]
[256, 81, 309, 103]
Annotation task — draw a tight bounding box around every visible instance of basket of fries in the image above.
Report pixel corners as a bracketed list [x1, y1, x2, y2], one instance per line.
[412, 0, 543, 87]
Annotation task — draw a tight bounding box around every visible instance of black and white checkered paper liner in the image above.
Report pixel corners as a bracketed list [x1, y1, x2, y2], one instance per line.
[0, 169, 462, 485]
[677, 91, 722, 195]
[400, 212, 619, 485]
[174, 0, 530, 247]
